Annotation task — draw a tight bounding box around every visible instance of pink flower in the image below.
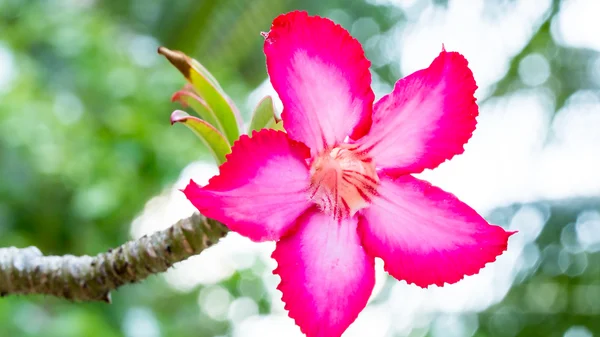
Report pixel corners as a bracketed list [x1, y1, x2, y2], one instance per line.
[184, 11, 514, 337]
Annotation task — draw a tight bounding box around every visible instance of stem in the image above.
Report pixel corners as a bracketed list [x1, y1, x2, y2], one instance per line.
[0, 213, 228, 302]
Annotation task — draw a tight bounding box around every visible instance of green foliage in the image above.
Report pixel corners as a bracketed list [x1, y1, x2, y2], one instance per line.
[248, 96, 281, 134]
[159, 47, 241, 144]
[170, 110, 231, 165]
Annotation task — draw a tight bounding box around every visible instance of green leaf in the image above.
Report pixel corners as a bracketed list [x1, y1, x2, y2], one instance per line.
[190, 59, 224, 93]
[159, 47, 241, 145]
[170, 110, 231, 165]
[172, 90, 225, 136]
[248, 96, 281, 133]
[270, 119, 285, 132]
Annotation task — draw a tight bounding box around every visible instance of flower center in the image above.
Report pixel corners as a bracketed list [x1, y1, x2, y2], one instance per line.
[309, 145, 379, 218]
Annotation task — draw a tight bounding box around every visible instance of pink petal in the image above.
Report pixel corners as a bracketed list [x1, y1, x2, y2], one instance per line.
[183, 129, 312, 242]
[358, 175, 514, 287]
[273, 208, 375, 337]
[263, 11, 374, 153]
[355, 50, 478, 175]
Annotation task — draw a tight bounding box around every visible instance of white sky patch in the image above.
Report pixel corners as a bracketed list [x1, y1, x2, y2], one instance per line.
[539, 91, 600, 196]
[130, 161, 218, 238]
[396, 0, 551, 98]
[421, 88, 600, 213]
[419, 89, 550, 213]
[233, 314, 304, 337]
[344, 303, 392, 337]
[552, 0, 600, 51]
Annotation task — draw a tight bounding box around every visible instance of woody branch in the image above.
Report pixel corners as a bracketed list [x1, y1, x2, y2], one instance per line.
[0, 213, 228, 302]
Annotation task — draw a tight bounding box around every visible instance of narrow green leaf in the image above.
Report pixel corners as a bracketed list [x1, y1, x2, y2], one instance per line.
[172, 90, 225, 136]
[269, 119, 285, 132]
[248, 96, 280, 133]
[190, 59, 224, 93]
[159, 47, 241, 145]
[170, 110, 231, 165]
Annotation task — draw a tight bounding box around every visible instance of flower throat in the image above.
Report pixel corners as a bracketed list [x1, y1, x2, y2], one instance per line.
[308, 145, 379, 219]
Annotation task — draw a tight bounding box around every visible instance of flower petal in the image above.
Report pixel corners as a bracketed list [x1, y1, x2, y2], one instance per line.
[355, 50, 478, 175]
[273, 208, 375, 337]
[183, 129, 312, 242]
[358, 175, 514, 287]
[264, 11, 374, 153]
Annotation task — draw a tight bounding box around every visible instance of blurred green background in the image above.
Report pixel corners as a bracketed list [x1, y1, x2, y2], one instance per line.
[1, 0, 599, 336]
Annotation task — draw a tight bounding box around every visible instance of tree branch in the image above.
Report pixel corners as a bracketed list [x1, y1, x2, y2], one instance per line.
[0, 213, 228, 303]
